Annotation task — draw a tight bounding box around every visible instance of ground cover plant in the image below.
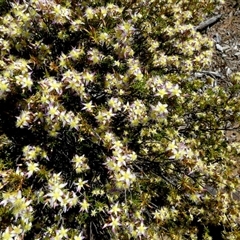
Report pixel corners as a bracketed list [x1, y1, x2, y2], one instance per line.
[0, 0, 240, 239]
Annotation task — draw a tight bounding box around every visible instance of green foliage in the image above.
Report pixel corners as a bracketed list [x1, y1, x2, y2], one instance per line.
[1, 0, 240, 239]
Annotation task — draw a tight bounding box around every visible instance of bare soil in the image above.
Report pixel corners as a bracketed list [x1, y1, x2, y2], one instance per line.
[204, 0, 240, 143]
[207, 0, 240, 77]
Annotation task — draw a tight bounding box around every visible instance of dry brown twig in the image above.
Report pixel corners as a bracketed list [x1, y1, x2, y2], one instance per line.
[195, 14, 222, 31]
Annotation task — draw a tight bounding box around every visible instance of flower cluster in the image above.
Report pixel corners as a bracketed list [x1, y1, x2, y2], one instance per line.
[127, 99, 148, 126]
[44, 172, 79, 212]
[0, 191, 33, 239]
[3, 0, 240, 239]
[72, 154, 90, 174]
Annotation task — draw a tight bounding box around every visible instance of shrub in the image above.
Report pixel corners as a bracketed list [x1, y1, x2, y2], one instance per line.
[1, 0, 240, 239]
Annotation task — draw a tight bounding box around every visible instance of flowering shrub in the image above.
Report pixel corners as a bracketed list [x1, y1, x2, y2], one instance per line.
[1, 0, 240, 239]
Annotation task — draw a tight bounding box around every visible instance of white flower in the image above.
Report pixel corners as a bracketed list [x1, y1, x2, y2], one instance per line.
[45, 188, 64, 206]
[11, 225, 23, 236]
[21, 74, 33, 91]
[56, 226, 68, 238]
[72, 154, 86, 165]
[85, 7, 95, 20]
[1, 227, 14, 240]
[115, 154, 126, 167]
[26, 162, 39, 178]
[137, 221, 147, 236]
[170, 84, 181, 97]
[0, 77, 10, 93]
[74, 231, 85, 240]
[82, 101, 94, 112]
[48, 77, 63, 94]
[108, 97, 122, 112]
[82, 71, 95, 85]
[16, 111, 31, 128]
[1, 192, 13, 207]
[80, 199, 90, 212]
[47, 105, 60, 120]
[103, 216, 121, 232]
[152, 102, 168, 115]
[166, 140, 178, 151]
[74, 178, 88, 192]
[108, 202, 121, 216]
[119, 168, 136, 187]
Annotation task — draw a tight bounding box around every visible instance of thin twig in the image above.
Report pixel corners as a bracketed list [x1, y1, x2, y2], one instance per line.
[197, 70, 222, 78]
